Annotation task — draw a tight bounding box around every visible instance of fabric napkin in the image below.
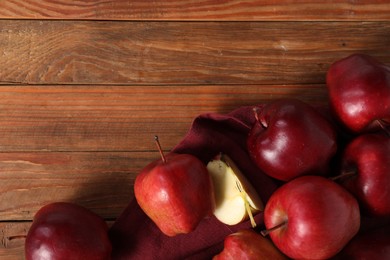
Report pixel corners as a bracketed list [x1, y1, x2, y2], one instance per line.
[109, 105, 280, 260]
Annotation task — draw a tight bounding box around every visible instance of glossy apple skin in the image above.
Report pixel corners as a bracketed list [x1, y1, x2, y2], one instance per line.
[327, 53, 390, 133]
[25, 202, 112, 260]
[333, 224, 390, 260]
[213, 229, 287, 260]
[134, 152, 214, 237]
[339, 133, 390, 217]
[247, 98, 337, 181]
[264, 175, 360, 260]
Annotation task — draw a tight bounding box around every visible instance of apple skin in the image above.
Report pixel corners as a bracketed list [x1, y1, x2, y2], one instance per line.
[25, 202, 112, 260]
[213, 229, 287, 260]
[134, 152, 214, 237]
[247, 98, 337, 181]
[333, 224, 390, 260]
[326, 53, 390, 133]
[264, 175, 360, 260]
[338, 133, 390, 217]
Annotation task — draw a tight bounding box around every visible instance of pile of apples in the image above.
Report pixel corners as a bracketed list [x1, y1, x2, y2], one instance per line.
[134, 53, 390, 259]
[24, 53, 390, 259]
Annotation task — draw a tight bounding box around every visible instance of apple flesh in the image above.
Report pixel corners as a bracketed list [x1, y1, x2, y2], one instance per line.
[247, 98, 337, 181]
[326, 53, 390, 133]
[134, 137, 214, 237]
[206, 153, 263, 227]
[263, 175, 360, 259]
[213, 229, 287, 260]
[338, 133, 390, 217]
[25, 202, 112, 260]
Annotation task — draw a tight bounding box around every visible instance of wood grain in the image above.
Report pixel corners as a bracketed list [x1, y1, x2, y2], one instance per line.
[0, 0, 389, 21]
[1, 2, 389, 258]
[0, 84, 328, 152]
[0, 151, 157, 220]
[0, 222, 27, 260]
[1, 21, 390, 85]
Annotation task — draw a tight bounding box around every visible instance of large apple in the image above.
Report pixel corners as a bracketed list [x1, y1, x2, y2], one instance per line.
[25, 202, 112, 260]
[326, 53, 390, 133]
[337, 133, 390, 217]
[213, 229, 287, 260]
[247, 98, 337, 181]
[263, 175, 360, 259]
[333, 224, 390, 260]
[206, 153, 263, 227]
[134, 136, 214, 237]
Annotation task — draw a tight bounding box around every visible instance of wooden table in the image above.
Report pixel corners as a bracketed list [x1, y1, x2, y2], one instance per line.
[0, 1, 389, 259]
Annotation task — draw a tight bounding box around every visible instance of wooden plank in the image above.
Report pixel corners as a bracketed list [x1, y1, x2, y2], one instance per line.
[0, 151, 157, 220]
[1, 21, 390, 85]
[0, 84, 328, 152]
[0, 0, 389, 21]
[0, 222, 27, 260]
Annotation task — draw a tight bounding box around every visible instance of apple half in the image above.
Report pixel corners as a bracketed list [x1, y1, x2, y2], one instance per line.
[207, 153, 263, 227]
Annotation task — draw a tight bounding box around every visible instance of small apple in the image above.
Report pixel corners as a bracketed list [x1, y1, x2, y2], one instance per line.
[206, 153, 263, 227]
[25, 202, 111, 260]
[213, 229, 287, 260]
[263, 175, 360, 259]
[247, 98, 337, 181]
[134, 136, 214, 237]
[326, 53, 390, 133]
[337, 133, 390, 217]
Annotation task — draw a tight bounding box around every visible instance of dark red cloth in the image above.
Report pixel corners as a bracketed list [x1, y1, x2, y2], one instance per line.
[109, 106, 279, 260]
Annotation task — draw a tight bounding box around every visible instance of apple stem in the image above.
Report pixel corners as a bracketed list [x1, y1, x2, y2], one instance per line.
[154, 135, 167, 163]
[330, 171, 356, 182]
[260, 221, 287, 237]
[377, 119, 390, 137]
[236, 180, 257, 228]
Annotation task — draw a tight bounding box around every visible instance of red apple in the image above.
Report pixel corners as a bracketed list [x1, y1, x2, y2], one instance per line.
[134, 136, 214, 237]
[327, 53, 390, 133]
[25, 202, 111, 260]
[263, 175, 360, 259]
[213, 229, 287, 260]
[333, 224, 390, 260]
[247, 98, 337, 181]
[337, 133, 390, 217]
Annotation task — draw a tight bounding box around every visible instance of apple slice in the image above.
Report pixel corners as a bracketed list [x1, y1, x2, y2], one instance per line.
[207, 153, 263, 227]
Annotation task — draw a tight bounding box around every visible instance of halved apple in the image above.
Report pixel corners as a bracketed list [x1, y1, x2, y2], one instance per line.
[207, 153, 263, 227]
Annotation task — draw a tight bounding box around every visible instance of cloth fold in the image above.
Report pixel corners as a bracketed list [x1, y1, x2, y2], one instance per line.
[109, 105, 279, 260]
